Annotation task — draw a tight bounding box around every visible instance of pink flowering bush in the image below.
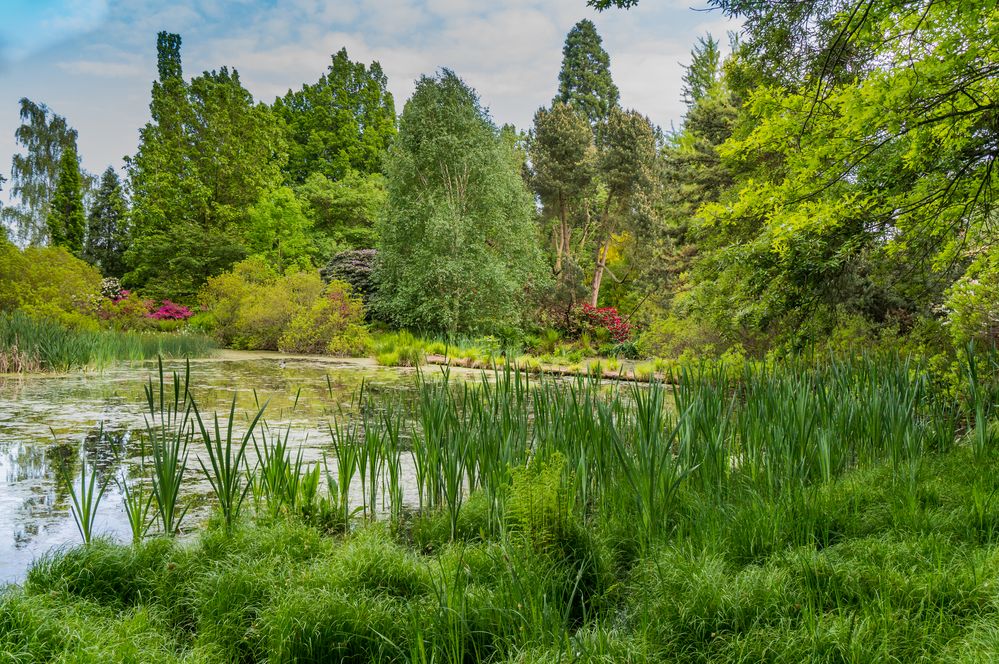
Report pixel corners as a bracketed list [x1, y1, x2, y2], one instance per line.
[577, 304, 632, 344]
[148, 300, 193, 321]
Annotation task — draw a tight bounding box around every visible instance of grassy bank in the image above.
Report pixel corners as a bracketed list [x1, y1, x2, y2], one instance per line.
[0, 312, 216, 372]
[2, 352, 998, 662]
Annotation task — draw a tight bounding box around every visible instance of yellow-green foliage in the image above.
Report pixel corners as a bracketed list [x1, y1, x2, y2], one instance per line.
[636, 313, 729, 359]
[278, 281, 372, 356]
[198, 256, 324, 350]
[633, 362, 655, 381]
[0, 240, 102, 329]
[373, 331, 425, 367]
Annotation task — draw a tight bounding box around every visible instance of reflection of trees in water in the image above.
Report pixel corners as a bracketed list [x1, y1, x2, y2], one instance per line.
[4, 425, 141, 549]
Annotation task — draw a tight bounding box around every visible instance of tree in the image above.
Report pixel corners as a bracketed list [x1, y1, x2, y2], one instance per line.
[83, 167, 130, 277]
[681, 35, 722, 105]
[0, 174, 6, 241]
[295, 171, 386, 256]
[245, 187, 312, 271]
[47, 142, 86, 255]
[688, 0, 999, 343]
[641, 39, 739, 310]
[126, 32, 286, 299]
[555, 20, 620, 127]
[529, 103, 597, 278]
[274, 48, 396, 184]
[2, 99, 79, 245]
[376, 70, 547, 335]
[589, 107, 657, 306]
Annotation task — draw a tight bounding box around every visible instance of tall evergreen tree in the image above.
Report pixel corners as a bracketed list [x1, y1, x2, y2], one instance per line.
[273, 48, 396, 184]
[47, 142, 86, 255]
[1, 99, 78, 245]
[84, 167, 129, 277]
[529, 103, 597, 283]
[555, 19, 620, 127]
[126, 32, 286, 299]
[376, 70, 547, 334]
[681, 34, 722, 105]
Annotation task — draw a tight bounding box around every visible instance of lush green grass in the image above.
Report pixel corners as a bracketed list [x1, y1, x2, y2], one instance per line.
[6, 447, 999, 663]
[0, 311, 216, 372]
[3, 351, 998, 662]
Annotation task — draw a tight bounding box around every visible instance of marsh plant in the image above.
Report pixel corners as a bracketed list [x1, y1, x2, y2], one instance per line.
[38, 348, 999, 663]
[56, 434, 110, 546]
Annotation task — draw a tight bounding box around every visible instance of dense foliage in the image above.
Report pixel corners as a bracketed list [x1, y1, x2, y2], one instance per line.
[1, 2, 995, 359]
[195, 256, 369, 354]
[375, 71, 547, 335]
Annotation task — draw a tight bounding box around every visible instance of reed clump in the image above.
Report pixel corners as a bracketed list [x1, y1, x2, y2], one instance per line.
[0, 311, 215, 373]
[5, 348, 999, 662]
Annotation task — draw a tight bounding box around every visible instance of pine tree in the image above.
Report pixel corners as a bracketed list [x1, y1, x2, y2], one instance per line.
[84, 167, 129, 277]
[47, 142, 86, 255]
[555, 19, 620, 127]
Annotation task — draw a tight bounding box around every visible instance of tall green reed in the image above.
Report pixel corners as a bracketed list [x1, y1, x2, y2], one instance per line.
[56, 432, 109, 545]
[194, 394, 267, 531]
[144, 358, 193, 535]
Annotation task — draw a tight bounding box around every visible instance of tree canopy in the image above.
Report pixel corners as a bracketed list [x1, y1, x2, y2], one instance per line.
[375, 70, 547, 335]
[2, 99, 80, 245]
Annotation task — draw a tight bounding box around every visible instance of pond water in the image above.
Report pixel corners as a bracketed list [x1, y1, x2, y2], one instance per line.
[0, 351, 432, 584]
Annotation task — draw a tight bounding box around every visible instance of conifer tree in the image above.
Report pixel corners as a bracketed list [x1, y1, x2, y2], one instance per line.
[84, 167, 129, 277]
[555, 19, 620, 127]
[47, 142, 86, 255]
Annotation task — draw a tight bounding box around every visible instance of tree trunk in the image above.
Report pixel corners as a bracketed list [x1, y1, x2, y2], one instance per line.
[590, 237, 611, 306]
[554, 193, 569, 275]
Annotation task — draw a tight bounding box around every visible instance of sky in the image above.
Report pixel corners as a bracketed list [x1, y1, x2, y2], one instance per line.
[0, 0, 739, 190]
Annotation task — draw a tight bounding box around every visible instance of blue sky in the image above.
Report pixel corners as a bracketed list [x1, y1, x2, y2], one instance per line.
[0, 0, 738, 186]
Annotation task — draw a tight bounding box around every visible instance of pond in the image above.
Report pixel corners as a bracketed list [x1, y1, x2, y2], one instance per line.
[0, 351, 431, 584]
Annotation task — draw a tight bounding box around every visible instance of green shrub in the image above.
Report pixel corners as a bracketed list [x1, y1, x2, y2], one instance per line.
[198, 256, 324, 350]
[0, 241, 102, 329]
[278, 280, 372, 356]
[636, 313, 729, 358]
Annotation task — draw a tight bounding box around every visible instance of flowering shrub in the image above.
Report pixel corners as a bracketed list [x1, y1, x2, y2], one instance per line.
[98, 292, 152, 326]
[148, 300, 193, 321]
[100, 277, 129, 302]
[578, 304, 631, 344]
[198, 257, 325, 350]
[320, 249, 377, 303]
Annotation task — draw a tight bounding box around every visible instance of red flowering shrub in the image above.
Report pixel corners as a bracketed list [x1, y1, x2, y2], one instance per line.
[148, 300, 193, 321]
[578, 304, 631, 343]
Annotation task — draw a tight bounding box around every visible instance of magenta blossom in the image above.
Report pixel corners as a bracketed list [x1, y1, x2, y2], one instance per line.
[147, 300, 193, 320]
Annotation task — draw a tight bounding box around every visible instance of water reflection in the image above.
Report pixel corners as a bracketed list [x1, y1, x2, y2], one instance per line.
[0, 351, 417, 583]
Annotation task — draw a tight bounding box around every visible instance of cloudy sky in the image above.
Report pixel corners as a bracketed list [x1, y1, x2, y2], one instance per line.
[0, 0, 738, 184]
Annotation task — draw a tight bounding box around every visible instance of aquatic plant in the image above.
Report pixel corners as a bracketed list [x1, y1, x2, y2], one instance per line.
[56, 435, 110, 545]
[194, 394, 267, 532]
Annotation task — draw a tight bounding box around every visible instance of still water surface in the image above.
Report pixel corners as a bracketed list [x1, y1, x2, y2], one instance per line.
[0, 351, 429, 583]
